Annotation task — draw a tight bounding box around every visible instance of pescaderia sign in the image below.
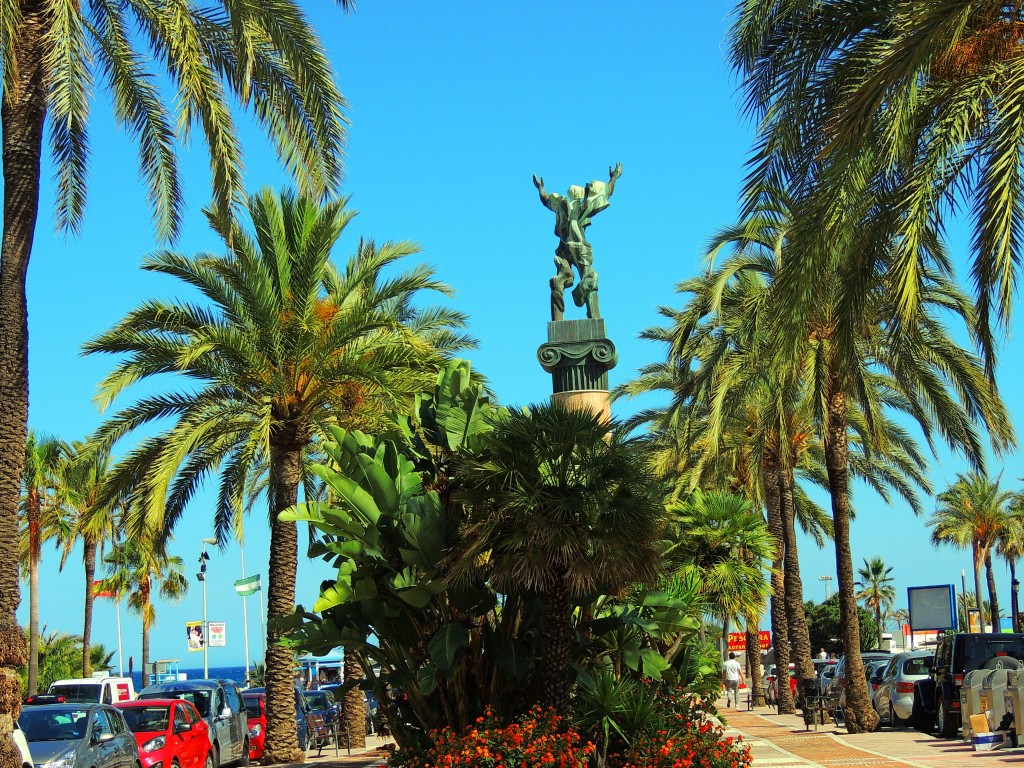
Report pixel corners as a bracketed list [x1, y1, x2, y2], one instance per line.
[727, 631, 772, 652]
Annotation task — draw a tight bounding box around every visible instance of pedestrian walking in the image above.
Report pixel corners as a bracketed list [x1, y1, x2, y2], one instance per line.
[722, 652, 744, 708]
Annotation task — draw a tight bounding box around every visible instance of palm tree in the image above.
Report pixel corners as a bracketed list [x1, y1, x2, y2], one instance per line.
[667, 490, 773, 657]
[86, 188, 473, 761]
[19, 431, 70, 695]
[57, 441, 121, 677]
[855, 557, 896, 649]
[0, 0, 349, 738]
[98, 533, 187, 689]
[930, 473, 1014, 632]
[731, 0, 1024, 362]
[999, 499, 1024, 632]
[456, 403, 664, 713]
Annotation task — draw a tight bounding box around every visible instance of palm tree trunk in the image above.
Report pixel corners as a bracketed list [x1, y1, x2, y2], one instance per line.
[343, 650, 366, 748]
[745, 618, 763, 706]
[823, 385, 877, 733]
[763, 453, 794, 714]
[82, 538, 97, 676]
[1011, 559, 1020, 633]
[985, 550, 1001, 632]
[780, 467, 814, 687]
[974, 542, 985, 630]
[540, 573, 573, 713]
[28, 553, 39, 695]
[141, 614, 150, 690]
[263, 441, 303, 765]
[0, 7, 47, 763]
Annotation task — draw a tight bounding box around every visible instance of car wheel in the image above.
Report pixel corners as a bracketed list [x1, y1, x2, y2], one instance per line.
[205, 752, 214, 768]
[212, 744, 221, 768]
[937, 696, 957, 738]
[240, 739, 249, 767]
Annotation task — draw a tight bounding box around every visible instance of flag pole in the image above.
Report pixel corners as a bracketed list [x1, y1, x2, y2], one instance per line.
[116, 595, 123, 677]
[240, 546, 251, 683]
[258, 585, 266, 669]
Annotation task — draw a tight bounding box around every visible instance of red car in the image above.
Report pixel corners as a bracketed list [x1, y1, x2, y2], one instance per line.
[241, 693, 266, 762]
[116, 698, 212, 768]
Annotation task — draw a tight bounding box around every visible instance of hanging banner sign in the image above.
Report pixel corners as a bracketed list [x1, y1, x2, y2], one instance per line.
[186, 621, 205, 651]
[208, 622, 226, 647]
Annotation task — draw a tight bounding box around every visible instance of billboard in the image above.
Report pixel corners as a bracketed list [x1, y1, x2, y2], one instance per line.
[208, 622, 226, 647]
[186, 621, 205, 651]
[908, 584, 957, 632]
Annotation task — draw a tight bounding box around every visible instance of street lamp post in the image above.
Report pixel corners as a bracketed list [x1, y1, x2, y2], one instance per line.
[198, 538, 217, 678]
[1013, 578, 1021, 634]
[818, 575, 833, 601]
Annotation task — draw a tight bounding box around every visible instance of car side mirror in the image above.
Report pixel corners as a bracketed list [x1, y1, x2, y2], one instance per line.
[92, 732, 114, 745]
[176, 722, 193, 733]
[220, 707, 232, 719]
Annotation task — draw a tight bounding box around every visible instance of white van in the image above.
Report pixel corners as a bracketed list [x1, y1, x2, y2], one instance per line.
[47, 676, 136, 703]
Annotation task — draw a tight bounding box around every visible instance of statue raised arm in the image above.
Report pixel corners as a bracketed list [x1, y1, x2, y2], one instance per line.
[533, 163, 622, 321]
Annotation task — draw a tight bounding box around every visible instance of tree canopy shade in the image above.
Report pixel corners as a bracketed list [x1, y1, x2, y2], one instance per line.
[86, 188, 473, 763]
[0, 0, 349, 759]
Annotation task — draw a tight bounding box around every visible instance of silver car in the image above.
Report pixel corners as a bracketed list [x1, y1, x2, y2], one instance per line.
[18, 703, 140, 768]
[872, 649, 933, 727]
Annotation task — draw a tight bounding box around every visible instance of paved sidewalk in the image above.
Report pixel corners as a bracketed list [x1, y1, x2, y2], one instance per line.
[274, 734, 396, 768]
[717, 697, 1024, 767]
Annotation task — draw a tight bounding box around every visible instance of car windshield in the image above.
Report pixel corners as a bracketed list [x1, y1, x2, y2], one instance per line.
[18, 708, 91, 741]
[141, 690, 211, 718]
[303, 693, 329, 709]
[904, 657, 930, 675]
[48, 684, 101, 703]
[243, 699, 261, 719]
[120, 706, 170, 733]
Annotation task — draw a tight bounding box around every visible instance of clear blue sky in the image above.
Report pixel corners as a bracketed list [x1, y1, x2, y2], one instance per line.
[19, 2, 1023, 669]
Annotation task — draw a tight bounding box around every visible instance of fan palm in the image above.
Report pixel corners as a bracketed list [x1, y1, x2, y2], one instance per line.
[98, 533, 187, 689]
[456, 403, 664, 713]
[855, 557, 896, 649]
[57, 440, 121, 677]
[0, 0, 349, 738]
[666, 490, 772, 656]
[19, 431, 70, 695]
[86, 187, 473, 760]
[930, 472, 1014, 632]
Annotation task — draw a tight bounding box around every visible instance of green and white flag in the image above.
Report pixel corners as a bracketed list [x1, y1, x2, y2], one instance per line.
[234, 574, 261, 596]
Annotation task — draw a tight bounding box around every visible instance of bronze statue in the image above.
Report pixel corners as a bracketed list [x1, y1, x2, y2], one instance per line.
[533, 163, 622, 321]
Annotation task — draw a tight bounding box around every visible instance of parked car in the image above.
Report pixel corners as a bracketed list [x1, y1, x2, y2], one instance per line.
[765, 663, 796, 704]
[301, 690, 338, 747]
[13, 720, 33, 768]
[242, 687, 308, 752]
[913, 632, 1024, 737]
[864, 658, 891, 698]
[871, 650, 932, 728]
[240, 693, 266, 762]
[137, 680, 248, 768]
[18, 703, 140, 768]
[822, 651, 893, 716]
[116, 698, 212, 768]
[813, 659, 838, 695]
[48, 677, 136, 704]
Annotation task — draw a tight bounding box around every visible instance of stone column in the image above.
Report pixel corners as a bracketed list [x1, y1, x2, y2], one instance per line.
[537, 318, 617, 420]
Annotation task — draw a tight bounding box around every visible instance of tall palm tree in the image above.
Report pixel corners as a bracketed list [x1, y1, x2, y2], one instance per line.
[86, 188, 473, 761]
[0, 1, 349, 744]
[19, 431, 69, 695]
[999, 499, 1024, 632]
[930, 473, 1014, 632]
[98, 533, 187, 689]
[855, 557, 896, 649]
[57, 441, 121, 676]
[456, 403, 664, 713]
[731, 0, 1024, 361]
